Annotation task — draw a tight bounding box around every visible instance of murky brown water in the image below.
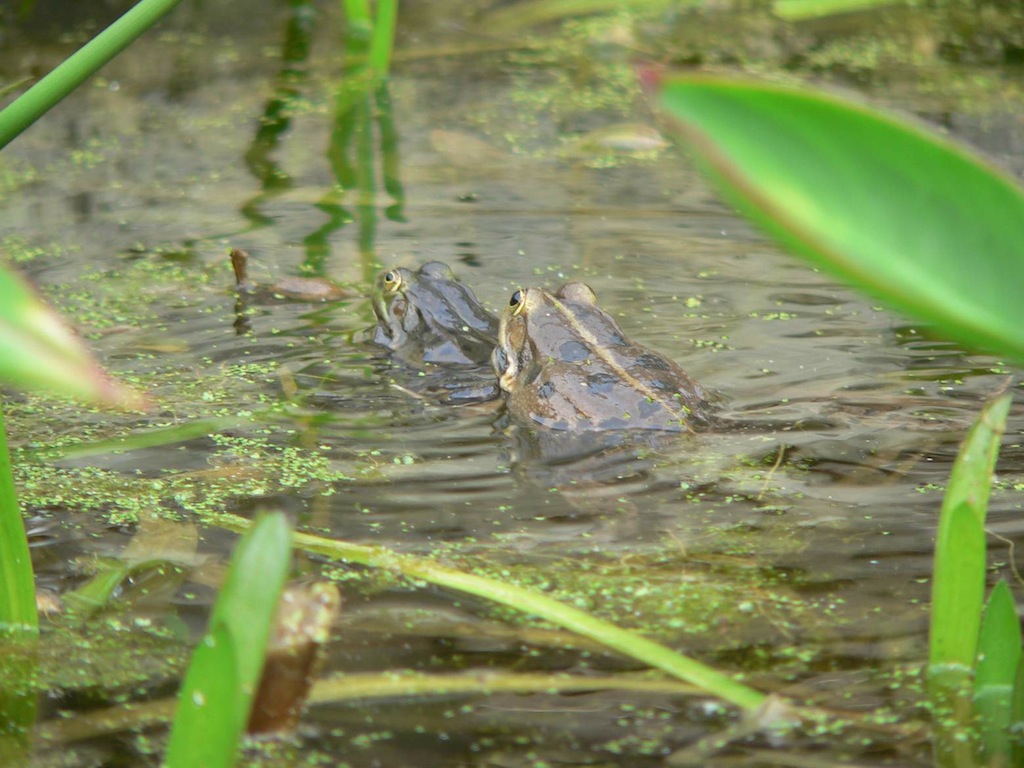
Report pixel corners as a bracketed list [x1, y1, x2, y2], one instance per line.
[3, 1, 1024, 765]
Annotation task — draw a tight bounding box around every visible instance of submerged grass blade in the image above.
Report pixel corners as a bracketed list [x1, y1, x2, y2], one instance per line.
[649, 74, 1024, 366]
[165, 513, 291, 768]
[773, 0, 905, 21]
[212, 512, 769, 713]
[36, 671, 700, 746]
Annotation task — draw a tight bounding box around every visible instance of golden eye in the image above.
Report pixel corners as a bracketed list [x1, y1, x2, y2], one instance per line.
[509, 289, 525, 315]
[382, 269, 402, 293]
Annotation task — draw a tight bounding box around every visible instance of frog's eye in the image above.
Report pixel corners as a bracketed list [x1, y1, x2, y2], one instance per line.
[509, 289, 525, 315]
[382, 270, 402, 292]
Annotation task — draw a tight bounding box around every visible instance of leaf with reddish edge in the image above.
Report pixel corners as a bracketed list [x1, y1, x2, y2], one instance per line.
[643, 69, 1024, 366]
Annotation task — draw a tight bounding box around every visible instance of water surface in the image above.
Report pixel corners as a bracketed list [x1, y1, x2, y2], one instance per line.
[2, 2, 1023, 765]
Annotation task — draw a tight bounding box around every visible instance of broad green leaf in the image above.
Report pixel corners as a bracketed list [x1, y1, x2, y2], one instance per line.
[0, 266, 145, 408]
[650, 74, 1024, 366]
[165, 513, 291, 768]
[975, 580, 1022, 764]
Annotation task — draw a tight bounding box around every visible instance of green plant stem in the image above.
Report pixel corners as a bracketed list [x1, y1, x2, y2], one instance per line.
[212, 512, 769, 713]
[0, 0, 183, 150]
[0, 404, 36, 636]
[368, 0, 398, 75]
[342, 0, 371, 25]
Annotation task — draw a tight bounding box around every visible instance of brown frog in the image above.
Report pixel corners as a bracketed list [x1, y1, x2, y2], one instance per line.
[491, 283, 712, 431]
[371, 261, 500, 403]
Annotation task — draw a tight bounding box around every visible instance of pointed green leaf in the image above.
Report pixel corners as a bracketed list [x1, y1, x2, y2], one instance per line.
[650, 74, 1024, 366]
[165, 512, 291, 768]
[974, 580, 1022, 763]
[976, 581, 1022, 693]
[942, 393, 1011, 528]
[929, 394, 1010, 675]
[0, 267, 146, 408]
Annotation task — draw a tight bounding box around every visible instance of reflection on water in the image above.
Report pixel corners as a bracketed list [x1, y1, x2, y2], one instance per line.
[2, 2, 1023, 766]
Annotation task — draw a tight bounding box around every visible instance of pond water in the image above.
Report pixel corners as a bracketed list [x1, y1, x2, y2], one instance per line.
[2, 1, 1024, 765]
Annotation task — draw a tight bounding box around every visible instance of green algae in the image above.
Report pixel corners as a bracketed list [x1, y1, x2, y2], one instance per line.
[434, 544, 844, 660]
[14, 433, 355, 528]
[478, 0, 1024, 164]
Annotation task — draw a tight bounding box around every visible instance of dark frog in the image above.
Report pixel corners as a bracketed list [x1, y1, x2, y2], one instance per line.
[370, 261, 500, 404]
[491, 282, 713, 431]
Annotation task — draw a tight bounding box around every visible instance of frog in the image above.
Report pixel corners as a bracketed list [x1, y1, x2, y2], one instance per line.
[370, 261, 500, 404]
[491, 282, 713, 431]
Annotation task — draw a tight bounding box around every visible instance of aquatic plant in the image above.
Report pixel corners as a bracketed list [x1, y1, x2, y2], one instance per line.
[0, 252, 146, 758]
[0, 267, 145, 635]
[0, 0, 183, 150]
[165, 513, 291, 768]
[649, 70, 1024, 764]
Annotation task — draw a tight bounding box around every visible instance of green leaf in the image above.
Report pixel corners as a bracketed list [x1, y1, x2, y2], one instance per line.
[929, 393, 1010, 674]
[0, 406, 36, 638]
[1013, 658, 1024, 766]
[0, 267, 145, 408]
[942, 393, 1011, 528]
[975, 580, 1022, 763]
[929, 502, 986, 676]
[164, 622, 241, 768]
[976, 581, 1022, 692]
[165, 512, 291, 768]
[650, 74, 1024, 366]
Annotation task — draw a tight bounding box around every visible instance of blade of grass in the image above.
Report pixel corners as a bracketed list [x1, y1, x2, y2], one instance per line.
[0, 405, 36, 637]
[212, 512, 770, 713]
[928, 393, 1011, 766]
[164, 512, 291, 768]
[1013, 658, 1024, 767]
[368, 0, 398, 76]
[929, 502, 986, 682]
[929, 393, 1010, 675]
[974, 580, 1022, 765]
[0, 0, 184, 149]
